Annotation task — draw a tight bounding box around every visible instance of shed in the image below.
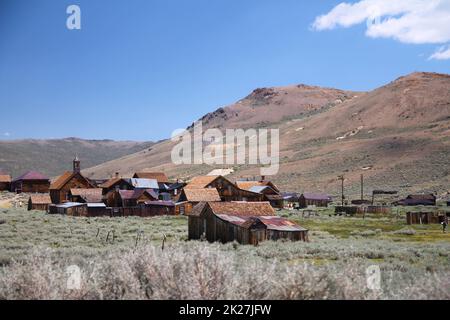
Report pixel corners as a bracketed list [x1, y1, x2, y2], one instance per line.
[187, 201, 308, 245]
[28, 194, 52, 211]
[299, 193, 332, 208]
[86, 203, 109, 217]
[0, 174, 11, 191]
[48, 202, 88, 216]
[144, 200, 183, 216]
[406, 211, 449, 225]
[11, 171, 50, 193]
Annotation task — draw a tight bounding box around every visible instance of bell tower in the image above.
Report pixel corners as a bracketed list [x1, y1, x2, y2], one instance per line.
[73, 154, 81, 173]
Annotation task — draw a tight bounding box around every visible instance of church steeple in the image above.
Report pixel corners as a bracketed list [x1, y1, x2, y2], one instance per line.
[73, 154, 81, 173]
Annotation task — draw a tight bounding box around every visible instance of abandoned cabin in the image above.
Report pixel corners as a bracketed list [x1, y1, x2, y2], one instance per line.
[236, 180, 284, 208]
[187, 201, 308, 245]
[299, 193, 332, 208]
[0, 173, 11, 191]
[395, 194, 437, 206]
[117, 189, 158, 207]
[185, 175, 263, 202]
[144, 200, 184, 215]
[406, 211, 449, 225]
[49, 157, 95, 204]
[178, 188, 221, 213]
[28, 194, 52, 211]
[10, 171, 50, 193]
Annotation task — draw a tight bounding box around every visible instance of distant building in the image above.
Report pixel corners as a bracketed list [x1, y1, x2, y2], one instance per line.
[187, 202, 308, 245]
[11, 171, 50, 193]
[28, 194, 52, 211]
[394, 194, 436, 206]
[117, 189, 158, 207]
[50, 157, 95, 204]
[68, 188, 104, 204]
[144, 200, 184, 216]
[178, 188, 221, 214]
[0, 173, 11, 191]
[236, 180, 284, 208]
[299, 193, 332, 208]
[185, 175, 263, 202]
[133, 172, 170, 184]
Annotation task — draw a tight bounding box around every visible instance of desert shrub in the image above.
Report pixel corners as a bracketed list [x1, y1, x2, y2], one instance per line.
[0, 244, 449, 300]
[392, 228, 416, 236]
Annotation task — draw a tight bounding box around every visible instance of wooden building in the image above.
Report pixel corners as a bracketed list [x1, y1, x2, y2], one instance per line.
[50, 157, 95, 204]
[117, 189, 158, 207]
[394, 194, 437, 206]
[48, 202, 88, 216]
[0, 174, 11, 191]
[69, 188, 104, 203]
[299, 193, 332, 208]
[178, 188, 221, 214]
[11, 171, 50, 193]
[99, 176, 133, 195]
[144, 200, 184, 216]
[187, 202, 308, 245]
[406, 211, 449, 225]
[185, 175, 263, 202]
[28, 194, 52, 211]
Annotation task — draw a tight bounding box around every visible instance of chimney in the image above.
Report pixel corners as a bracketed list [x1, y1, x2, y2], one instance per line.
[115, 172, 119, 179]
[261, 175, 266, 182]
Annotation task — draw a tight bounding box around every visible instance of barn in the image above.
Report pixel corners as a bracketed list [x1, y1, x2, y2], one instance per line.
[186, 175, 263, 202]
[11, 171, 50, 193]
[0, 174, 11, 191]
[28, 194, 52, 211]
[299, 193, 332, 208]
[178, 188, 221, 214]
[187, 202, 308, 245]
[50, 157, 95, 204]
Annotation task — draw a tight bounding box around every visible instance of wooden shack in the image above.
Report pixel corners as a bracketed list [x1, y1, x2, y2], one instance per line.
[186, 175, 263, 202]
[178, 188, 221, 214]
[0, 174, 11, 191]
[28, 194, 52, 211]
[50, 157, 95, 204]
[118, 189, 158, 207]
[11, 171, 50, 193]
[299, 193, 332, 208]
[395, 194, 437, 206]
[187, 202, 308, 245]
[406, 211, 449, 225]
[48, 202, 88, 216]
[144, 200, 183, 216]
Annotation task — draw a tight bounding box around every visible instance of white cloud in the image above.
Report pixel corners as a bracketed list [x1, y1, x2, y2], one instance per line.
[429, 45, 450, 60]
[312, 0, 450, 59]
[3, 132, 10, 137]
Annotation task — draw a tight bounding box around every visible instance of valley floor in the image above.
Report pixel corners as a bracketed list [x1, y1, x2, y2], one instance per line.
[0, 207, 449, 299]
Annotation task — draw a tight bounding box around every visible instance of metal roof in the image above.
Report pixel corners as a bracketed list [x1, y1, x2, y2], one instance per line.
[56, 202, 86, 208]
[130, 178, 159, 189]
[87, 203, 106, 208]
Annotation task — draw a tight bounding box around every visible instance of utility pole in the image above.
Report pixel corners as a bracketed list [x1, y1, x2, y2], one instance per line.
[338, 175, 345, 206]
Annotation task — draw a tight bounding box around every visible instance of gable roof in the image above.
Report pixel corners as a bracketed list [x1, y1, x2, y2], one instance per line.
[185, 176, 220, 189]
[133, 172, 169, 183]
[13, 171, 49, 182]
[241, 216, 307, 232]
[208, 201, 275, 217]
[29, 194, 52, 204]
[301, 192, 332, 201]
[182, 188, 221, 202]
[0, 175, 11, 183]
[70, 188, 103, 203]
[235, 180, 280, 193]
[98, 178, 132, 189]
[50, 171, 94, 190]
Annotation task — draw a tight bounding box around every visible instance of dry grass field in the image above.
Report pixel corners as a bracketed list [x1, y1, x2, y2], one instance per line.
[0, 206, 449, 300]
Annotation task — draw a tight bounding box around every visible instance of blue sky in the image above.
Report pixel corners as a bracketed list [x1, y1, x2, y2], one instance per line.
[0, 0, 449, 141]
